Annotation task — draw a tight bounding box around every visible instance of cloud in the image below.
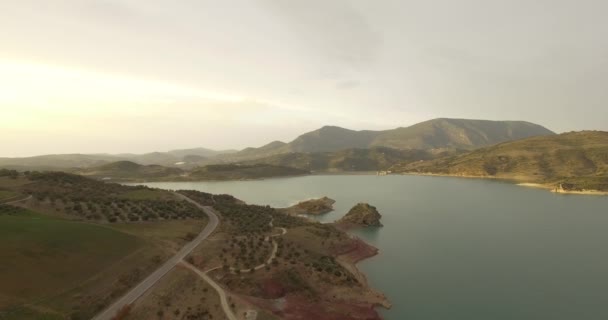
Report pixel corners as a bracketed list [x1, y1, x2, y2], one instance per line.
[259, 0, 381, 73]
[336, 80, 361, 90]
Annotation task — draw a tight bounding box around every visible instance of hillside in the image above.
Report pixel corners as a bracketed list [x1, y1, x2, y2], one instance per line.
[225, 118, 554, 161]
[76, 160, 184, 181]
[370, 118, 554, 150]
[245, 147, 450, 172]
[392, 131, 608, 191]
[189, 164, 310, 180]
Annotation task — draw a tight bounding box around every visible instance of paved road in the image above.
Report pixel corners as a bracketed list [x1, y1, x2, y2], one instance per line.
[92, 194, 219, 320]
[182, 261, 238, 320]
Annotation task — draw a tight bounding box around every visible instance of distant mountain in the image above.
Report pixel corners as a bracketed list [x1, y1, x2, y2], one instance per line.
[392, 131, 608, 191]
[0, 154, 121, 171]
[76, 161, 184, 180]
[0, 147, 235, 170]
[226, 118, 554, 161]
[0, 118, 553, 171]
[244, 146, 458, 172]
[288, 126, 378, 152]
[167, 147, 238, 158]
[236, 141, 289, 158]
[369, 118, 555, 150]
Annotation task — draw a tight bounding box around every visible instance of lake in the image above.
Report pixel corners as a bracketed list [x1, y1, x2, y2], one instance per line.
[139, 175, 608, 320]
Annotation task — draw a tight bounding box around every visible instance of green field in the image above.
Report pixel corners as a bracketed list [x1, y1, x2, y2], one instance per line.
[0, 208, 143, 319]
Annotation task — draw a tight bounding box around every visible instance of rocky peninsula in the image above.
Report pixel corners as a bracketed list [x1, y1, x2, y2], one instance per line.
[337, 203, 383, 227]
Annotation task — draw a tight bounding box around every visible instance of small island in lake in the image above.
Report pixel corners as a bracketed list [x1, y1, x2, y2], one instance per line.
[337, 203, 383, 227]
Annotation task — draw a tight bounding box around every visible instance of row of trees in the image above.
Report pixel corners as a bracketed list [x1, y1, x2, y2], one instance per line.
[23, 172, 206, 223]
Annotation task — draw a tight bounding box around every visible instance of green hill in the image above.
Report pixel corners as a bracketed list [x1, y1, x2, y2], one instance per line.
[226, 118, 554, 161]
[392, 131, 608, 191]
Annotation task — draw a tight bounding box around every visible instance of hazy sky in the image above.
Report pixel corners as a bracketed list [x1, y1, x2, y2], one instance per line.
[2, 0, 607, 157]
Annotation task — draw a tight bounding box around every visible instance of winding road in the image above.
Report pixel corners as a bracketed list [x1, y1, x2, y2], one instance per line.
[92, 193, 219, 320]
[182, 261, 238, 320]
[1, 194, 32, 205]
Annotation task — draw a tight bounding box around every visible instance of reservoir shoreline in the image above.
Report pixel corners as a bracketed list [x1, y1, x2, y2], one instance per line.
[134, 175, 608, 319]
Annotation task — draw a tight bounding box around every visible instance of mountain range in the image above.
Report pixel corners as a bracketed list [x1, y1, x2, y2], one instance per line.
[0, 118, 554, 171]
[215, 118, 554, 162]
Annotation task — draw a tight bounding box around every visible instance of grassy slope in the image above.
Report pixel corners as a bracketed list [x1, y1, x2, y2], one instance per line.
[0, 209, 207, 320]
[0, 209, 142, 319]
[392, 131, 608, 190]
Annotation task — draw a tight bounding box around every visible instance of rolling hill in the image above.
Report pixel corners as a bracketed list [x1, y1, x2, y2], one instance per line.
[0, 147, 235, 170]
[76, 160, 185, 181]
[392, 131, 608, 191]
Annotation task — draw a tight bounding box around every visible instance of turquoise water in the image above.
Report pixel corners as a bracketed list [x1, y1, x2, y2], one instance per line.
[140, 175, 608, 320]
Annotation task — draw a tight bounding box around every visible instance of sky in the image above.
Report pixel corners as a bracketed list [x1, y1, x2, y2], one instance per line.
[1, 0, 607, 157]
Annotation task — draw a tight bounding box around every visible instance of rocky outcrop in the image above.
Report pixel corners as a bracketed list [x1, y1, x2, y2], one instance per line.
[282, 197, 336, 215]
[337, 203, 382, 227]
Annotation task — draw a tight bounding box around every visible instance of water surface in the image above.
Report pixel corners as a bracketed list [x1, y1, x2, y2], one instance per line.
[139, 175, 608, 320]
